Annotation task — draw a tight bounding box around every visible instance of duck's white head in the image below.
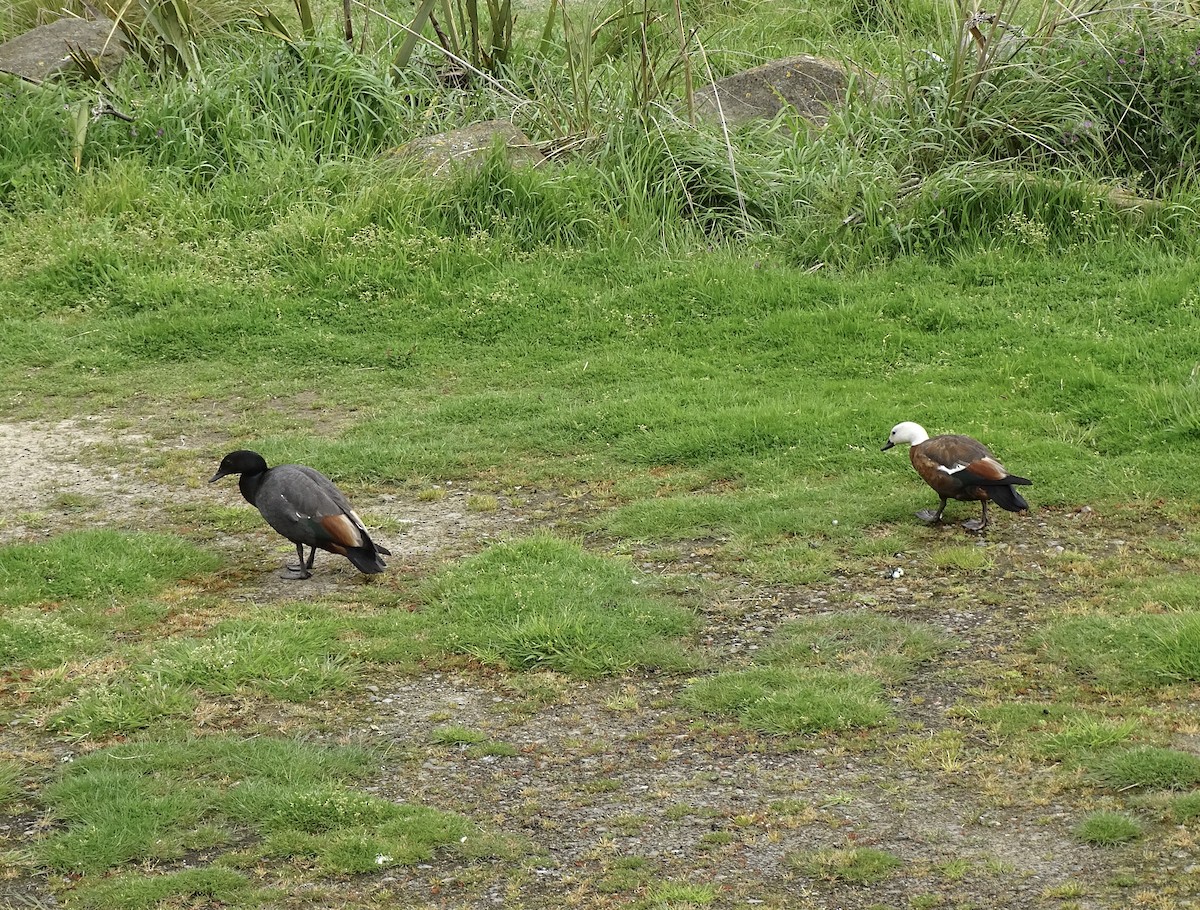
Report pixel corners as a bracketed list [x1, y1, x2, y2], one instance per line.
[882, 421, 930, 451]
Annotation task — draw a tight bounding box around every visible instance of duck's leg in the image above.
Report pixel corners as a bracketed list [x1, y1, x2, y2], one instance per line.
[284, 543, 314, 579]
[916, 498, 948, 523]
[962, 501, 989, 532]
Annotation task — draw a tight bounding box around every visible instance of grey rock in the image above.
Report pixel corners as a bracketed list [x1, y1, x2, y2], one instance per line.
[693, 54, 877, 129]
[386, 120, 545, 176]
[0, 17, 126, 84]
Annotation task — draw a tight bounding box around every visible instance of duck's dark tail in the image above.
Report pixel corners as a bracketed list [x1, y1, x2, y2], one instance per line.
[988, 482, 1030, 512]
[345, 540, 388, 574]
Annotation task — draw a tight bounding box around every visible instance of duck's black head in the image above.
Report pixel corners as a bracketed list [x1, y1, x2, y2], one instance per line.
[209, 450, 269, 484]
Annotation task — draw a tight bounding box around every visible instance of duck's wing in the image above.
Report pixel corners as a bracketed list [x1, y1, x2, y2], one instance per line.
[925, 436, 1027, 487]
[258, 466, 370, 550]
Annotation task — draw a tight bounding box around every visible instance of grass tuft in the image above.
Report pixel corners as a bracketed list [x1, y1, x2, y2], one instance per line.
[1034, 717, 1140, 762]
[0, 608, 97, 668]
[763, 613, 953, 683]
[49, 677, 197, 738]
[1073, 811, 1143, 846]
[683, 667, 889, 734]
[1093, 746, 1200, 791]
[787, 846, 904, 884]
[1039, 614, 1200, 690]
[146, 612, 356, 700]
[420, 534, 696, 677]
[35, 733, 481, 876]
[0, 760, 22, 809]
[0, 530, 218, 605]
[69, 867, 255, 910]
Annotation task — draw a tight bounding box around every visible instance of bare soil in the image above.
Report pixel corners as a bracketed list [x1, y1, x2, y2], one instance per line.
[2, 418, 1196, 910]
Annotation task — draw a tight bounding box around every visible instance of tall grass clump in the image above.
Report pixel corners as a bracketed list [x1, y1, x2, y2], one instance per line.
[430, 151, 604, 247]
[764, 0, 1200, 263]
[1073, 17, 1200, 188]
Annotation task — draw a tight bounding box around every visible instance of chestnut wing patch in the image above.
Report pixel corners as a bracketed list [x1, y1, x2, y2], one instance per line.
[319, 512, 366, 549]
[950, 456, 1011, 486]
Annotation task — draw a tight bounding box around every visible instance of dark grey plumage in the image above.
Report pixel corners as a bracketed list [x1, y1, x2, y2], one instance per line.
[209, 450, 390, 578]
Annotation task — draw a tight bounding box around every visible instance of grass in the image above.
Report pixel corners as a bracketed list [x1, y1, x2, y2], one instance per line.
[1093, 747, 1200, 791]
[761, 613, 953, 683]
[1039, 614, 1200, 690]
[67, 867, 258, 910]
[48, 678, 198, 738]
[787, 846, 904, 884]
[419, 534, 698, 676]
[680, 612, 949, 733]
[683, 667, 890, 734]
[1073, 811, 1143, 846]
[35, 733, 488, 880]
[0, 759, 21, 808]
[146, 612, 358, 700]
[0, 530, 219, 605]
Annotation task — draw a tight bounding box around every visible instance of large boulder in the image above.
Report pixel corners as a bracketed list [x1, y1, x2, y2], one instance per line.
[387, 120, 545, 177]
[0, 16, 126, 84]
[693, 54, 869, 129]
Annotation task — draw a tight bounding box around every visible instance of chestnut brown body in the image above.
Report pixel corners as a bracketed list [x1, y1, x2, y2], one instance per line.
[883, 422, 1030, 530]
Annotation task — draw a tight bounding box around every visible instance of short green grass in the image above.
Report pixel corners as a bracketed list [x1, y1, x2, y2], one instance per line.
[787, 846, 904, 884]
[0, 530, 218, 605]
[682, 613, 948, 733]
[0, 759, 22, 808]
[1093, 746, 1200, 791]
[146, 612, 357, 700]
[419, 534, 698, 676]
[68, 867, 258, 910]
[35, 734, 489, 880]
[1073, 811, 1143, 846]
[1039, 614, 1200, 690]
[683, 667, 890, 734]
[48, 678, 198, 738]
[762, 613, 954, 683]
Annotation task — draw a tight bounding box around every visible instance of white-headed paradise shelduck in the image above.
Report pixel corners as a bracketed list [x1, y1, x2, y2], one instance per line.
[882, 422, 1031, 531]
[210, 450, 390, 579]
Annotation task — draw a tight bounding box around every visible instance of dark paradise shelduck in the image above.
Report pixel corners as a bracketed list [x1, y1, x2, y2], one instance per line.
[209, 450, 390, 579]
[882, 422, 1031, 531]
